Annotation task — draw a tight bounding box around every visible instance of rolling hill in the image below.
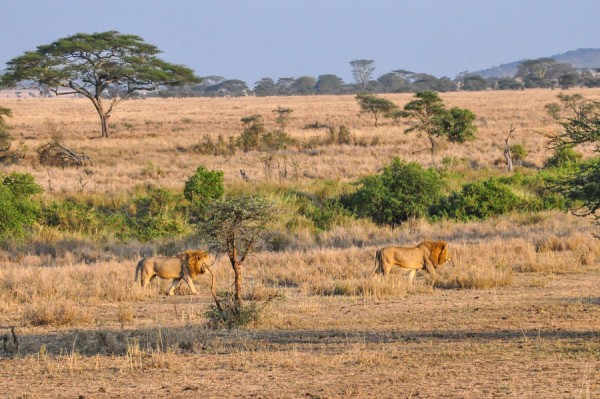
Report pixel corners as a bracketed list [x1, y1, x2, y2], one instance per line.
[474, 48, 600, 78]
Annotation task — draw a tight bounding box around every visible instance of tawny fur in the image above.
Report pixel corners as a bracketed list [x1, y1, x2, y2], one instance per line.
[134, 250, 209, 295]
[371, 241, 451, 283]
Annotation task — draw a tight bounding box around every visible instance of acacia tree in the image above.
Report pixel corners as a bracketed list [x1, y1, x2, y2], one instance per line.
[350, 59, 375, 91]
[253, 78, 276, 97]
[395, 91, 476, 166]
[355, 93, 397, 127]
[548, 94, 600, 229]
[315, 74, 344, 94]
[272, 106, 294, 131]
[197, 195, 279, 308]
[0, 31, 201, 138]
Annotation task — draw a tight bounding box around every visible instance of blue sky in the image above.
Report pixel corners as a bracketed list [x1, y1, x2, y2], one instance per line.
[1, 0, 599, 85]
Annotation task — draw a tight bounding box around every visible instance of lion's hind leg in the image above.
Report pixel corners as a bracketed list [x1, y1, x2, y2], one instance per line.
[371, 249, 383, 276]
[382, 259, 394, 276]
[140, 271, 157, 289]
[134, 261, 144, 286]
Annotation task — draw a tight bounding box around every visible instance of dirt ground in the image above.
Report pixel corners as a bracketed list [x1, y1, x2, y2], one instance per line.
[1, 268, 598, 399]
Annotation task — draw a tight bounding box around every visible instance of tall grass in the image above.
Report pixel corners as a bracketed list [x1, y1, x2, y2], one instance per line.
[3, 89, 599, 195]
[0, 211, 597, 330]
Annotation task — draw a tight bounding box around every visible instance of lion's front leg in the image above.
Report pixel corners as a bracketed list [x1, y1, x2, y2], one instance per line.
[424, 260, 436, 286]
[407, 269, 417, 284]
[167, 278, 181, 296]
[183, 275, 198, 295]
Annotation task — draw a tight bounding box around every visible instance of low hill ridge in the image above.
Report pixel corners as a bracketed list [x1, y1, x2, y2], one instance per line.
[474, 48, 600, 78]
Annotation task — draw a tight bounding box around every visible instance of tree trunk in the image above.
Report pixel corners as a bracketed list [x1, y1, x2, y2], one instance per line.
[428, 135, 437, 168]
[91, 96, 111, 138]
[99, 113, 111, 138]
[504, 125, 516, 172]
[233, 261, 243, 307]
[504, 144, 513, 172]
[229, 242, 243, 307]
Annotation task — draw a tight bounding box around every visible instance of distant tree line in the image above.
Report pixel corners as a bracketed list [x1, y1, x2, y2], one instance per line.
[153, 57, 600, 98]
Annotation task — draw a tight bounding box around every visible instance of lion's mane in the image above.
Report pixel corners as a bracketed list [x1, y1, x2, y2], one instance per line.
[178, 250, 209, 278]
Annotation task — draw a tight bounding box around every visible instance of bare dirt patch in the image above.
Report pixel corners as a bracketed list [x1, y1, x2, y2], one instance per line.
[1, 268, 598, 398]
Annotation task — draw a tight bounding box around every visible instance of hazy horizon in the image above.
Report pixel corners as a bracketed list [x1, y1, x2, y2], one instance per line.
[1, 0, 599, 85]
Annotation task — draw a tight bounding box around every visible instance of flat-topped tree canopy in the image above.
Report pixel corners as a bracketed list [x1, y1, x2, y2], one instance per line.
[0, 30, 201, 137]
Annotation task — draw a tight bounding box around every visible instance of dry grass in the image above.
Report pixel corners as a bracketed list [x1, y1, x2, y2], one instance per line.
[0, 91, 600, 397]
[3, 89, 600, 195]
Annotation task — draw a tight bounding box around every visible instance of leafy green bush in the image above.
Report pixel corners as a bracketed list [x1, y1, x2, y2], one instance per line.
[0, 172, 42, 239]
[299, 199, 351, 232]
[434, 178, 522, 221]
[42, 198, 102, 234]
[545, 157, 600, 217]
[543, 146, 583, 169]
[236, 114, 296, 152]
[510, 144, 528, 164]
[123, 187, 189, 241]
[41, 187, 191, 242]
[259, 130, 296, 151]
[183, 165, 224, 208]
[341, 158, 443, 227]
[237, 114, 264, 152]
[0, 106, 12, 152]
[498, 171, 571, 212]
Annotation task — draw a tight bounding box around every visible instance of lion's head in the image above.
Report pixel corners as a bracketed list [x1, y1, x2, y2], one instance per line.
[178, 250, 210, 277]
[421, 241, 451, 267]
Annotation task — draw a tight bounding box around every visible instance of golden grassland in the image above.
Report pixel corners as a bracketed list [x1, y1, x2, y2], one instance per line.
[0, 89, 599, 398]
[2, 88, 600, 194]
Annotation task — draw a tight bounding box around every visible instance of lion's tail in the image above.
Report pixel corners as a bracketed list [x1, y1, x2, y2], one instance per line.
[134, 259, 144, 285]
[371, 249, 382, 276]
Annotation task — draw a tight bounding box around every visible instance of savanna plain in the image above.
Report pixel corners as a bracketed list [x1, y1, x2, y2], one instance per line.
[1, 89, 600, 398]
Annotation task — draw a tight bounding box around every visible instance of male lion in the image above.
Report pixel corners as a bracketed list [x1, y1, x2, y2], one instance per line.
[135, 250, 210, 295]
[371, 241, 451, 284]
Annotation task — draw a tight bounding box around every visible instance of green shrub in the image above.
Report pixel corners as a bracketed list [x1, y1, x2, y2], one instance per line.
[0, 106, 12, 151]
[259, 130, 296, 151]
[326, 125, 352, 145]
[341, 158, 443, 227]
[183, 165, 224, 208]
[123, 187, 189, 241]
[497, 171, 570, 212]
[192, 134, 236, 156]
[238, 114, 264, 152]
[40, 187, 192, 242]
[435, 178, 522, 221]
[41, 198, 101, 234]
[509, 144, 528, 164]
[237, 114, 296, 152]
[543, 146, 583, 169]
[0, 172, 42, 240]
[545, 157, 600, 217]
[303, 199, 351, 231]
[544, 102, 561, 120]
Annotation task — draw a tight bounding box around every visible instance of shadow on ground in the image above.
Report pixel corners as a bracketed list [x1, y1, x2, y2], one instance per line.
[2, 322, 599, 358]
